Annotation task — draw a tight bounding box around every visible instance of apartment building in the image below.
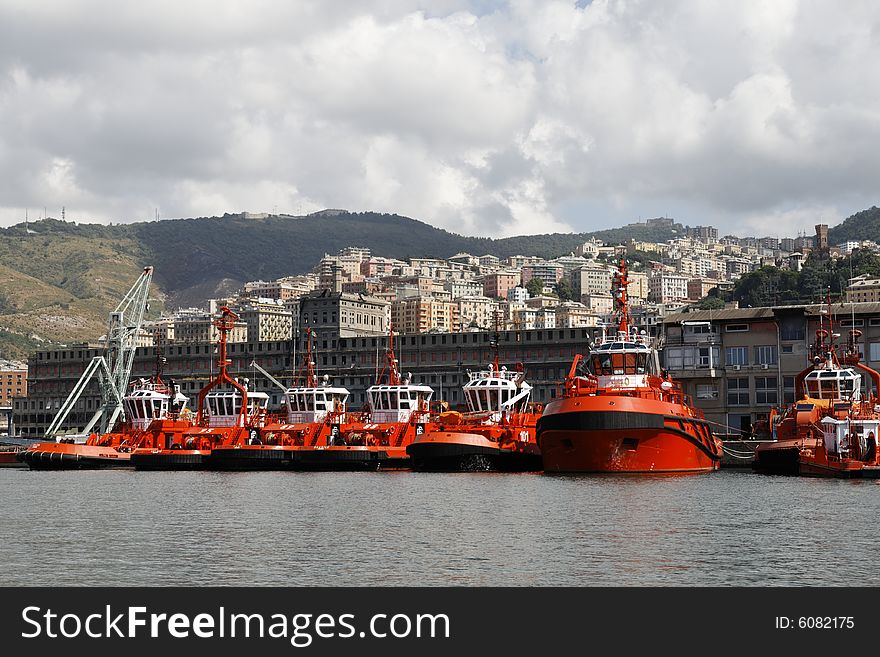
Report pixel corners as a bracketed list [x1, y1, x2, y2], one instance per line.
[662, 302, 880, 437]
[687, 279, 720, 301]
[1, 360, 26, 433]
[571, 263, 613, 296]
[457, 296, 499, 330]
[237, 300, 294, 342]
[627, 270, 649, 301]
[483, 271, 522, 300]
[391, 297, 459, 334]
[445, 279, 483, 299]
[649, 272, 689, 303]
[555, 303, 601, 328]
[521, 263, 564, 288]
[847, 276, 880, 303]
[150, 312, 248, 346]
[300, 290, 390, 339]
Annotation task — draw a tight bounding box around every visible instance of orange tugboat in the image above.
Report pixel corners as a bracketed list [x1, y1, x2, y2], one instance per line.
[208, 329, 356, 470]
[407, 326, 541, 471]
[293, 326, 435, 470]
[536, 259, 722, 474]
[132, 307, 268, 470]
[19, 354, 191, 470]
[753, 305, 880, 478]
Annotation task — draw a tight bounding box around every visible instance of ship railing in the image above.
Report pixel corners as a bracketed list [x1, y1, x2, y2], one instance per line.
[595, 331, 654, 348]
[468, 370, 521, 382]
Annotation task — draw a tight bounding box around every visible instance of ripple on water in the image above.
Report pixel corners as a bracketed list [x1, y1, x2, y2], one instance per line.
[1, 469, 878, 586]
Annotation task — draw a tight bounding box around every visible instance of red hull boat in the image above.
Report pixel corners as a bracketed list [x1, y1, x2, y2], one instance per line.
[538, 395, 719, 474]
[754, 298, 880, 478]
[537, 258, 722, 474]
[408, 354, 541, 472]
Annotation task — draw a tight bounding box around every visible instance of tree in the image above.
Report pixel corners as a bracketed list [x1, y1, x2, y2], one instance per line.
[694, 295, 725, 310]
[554, 278, 574, 301]
[525, 277, 544, 298]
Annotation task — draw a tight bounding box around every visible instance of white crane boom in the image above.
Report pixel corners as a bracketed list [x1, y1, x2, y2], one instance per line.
[45, 266, 154, 440]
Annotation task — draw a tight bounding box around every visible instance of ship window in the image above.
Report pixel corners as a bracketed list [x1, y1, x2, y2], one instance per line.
[819, 380, 838, 398]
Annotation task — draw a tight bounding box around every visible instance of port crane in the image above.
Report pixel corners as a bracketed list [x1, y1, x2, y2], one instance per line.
[44, 266, 154, 441]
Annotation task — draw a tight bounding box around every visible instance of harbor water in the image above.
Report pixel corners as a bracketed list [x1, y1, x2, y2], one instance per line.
[1, 469, 877, 586]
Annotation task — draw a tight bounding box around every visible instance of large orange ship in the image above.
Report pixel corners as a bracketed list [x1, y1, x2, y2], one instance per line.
[132, 307, 269, 470]
[536, 259, 722, 474]
[407, 348, 542, 472]
[19, 355, 191, 470]
[208, 329, 357, 470]
[753, 304, 880, 478]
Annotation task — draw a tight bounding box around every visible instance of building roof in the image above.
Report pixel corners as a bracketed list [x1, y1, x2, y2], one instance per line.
[664, 301, 880, 324]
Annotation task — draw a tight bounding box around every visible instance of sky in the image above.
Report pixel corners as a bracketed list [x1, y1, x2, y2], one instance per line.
[1, 0, 879, 238]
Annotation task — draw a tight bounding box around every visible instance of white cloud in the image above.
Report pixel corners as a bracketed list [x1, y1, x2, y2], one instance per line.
[1, 0, 879, 237]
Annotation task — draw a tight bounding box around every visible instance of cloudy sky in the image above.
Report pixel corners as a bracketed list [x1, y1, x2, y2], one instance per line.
[1, 0, 878, 237]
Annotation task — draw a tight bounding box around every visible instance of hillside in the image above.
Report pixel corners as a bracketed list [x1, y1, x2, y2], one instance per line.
[0, 226, 160, 359]
[128, 211, 684, 302]
[0, 210, 680, 359]
[827, 206, 880, 244]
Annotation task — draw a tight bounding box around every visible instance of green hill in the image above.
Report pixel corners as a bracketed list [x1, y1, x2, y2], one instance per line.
[0, 210, 683, 359]
[827, 206, 880, 244]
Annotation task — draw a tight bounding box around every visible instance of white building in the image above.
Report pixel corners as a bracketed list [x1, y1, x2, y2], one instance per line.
[649, 272, 690, 304]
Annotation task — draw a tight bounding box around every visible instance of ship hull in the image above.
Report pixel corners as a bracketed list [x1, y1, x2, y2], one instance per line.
[752, 439, 804, 476]
[797, 447, 880, 478]
[292, 446, 410, 471]
[131, 449, 211, 471]
[537, 400, 721, 474]
[207, 445, 410, 471]
[797, 458, 875, 478]
[407, 431, 542, 472]
[0, 450, 26, 468]
[208, 445, 300, 470]
[18, 443, 133, 470]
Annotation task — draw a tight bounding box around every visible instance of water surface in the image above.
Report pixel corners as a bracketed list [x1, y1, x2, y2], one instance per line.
[1, 469, 876, 586]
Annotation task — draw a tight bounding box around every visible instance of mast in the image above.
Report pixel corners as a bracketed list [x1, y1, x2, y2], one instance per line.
[196, 306, 248, 426]
[613, 257, 630, 336]
[490, 309, 502, 375]
[300, 328, 318, 388]
[375, 323, 401, 386]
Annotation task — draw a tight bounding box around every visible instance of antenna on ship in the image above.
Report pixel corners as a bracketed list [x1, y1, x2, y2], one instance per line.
[490, 309, 503, 376]
[375, 323, 401, 386]
[300, 328, 318, 388]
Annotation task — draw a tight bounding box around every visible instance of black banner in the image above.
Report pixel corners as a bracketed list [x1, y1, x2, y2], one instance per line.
[0, 587, 874, 655]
